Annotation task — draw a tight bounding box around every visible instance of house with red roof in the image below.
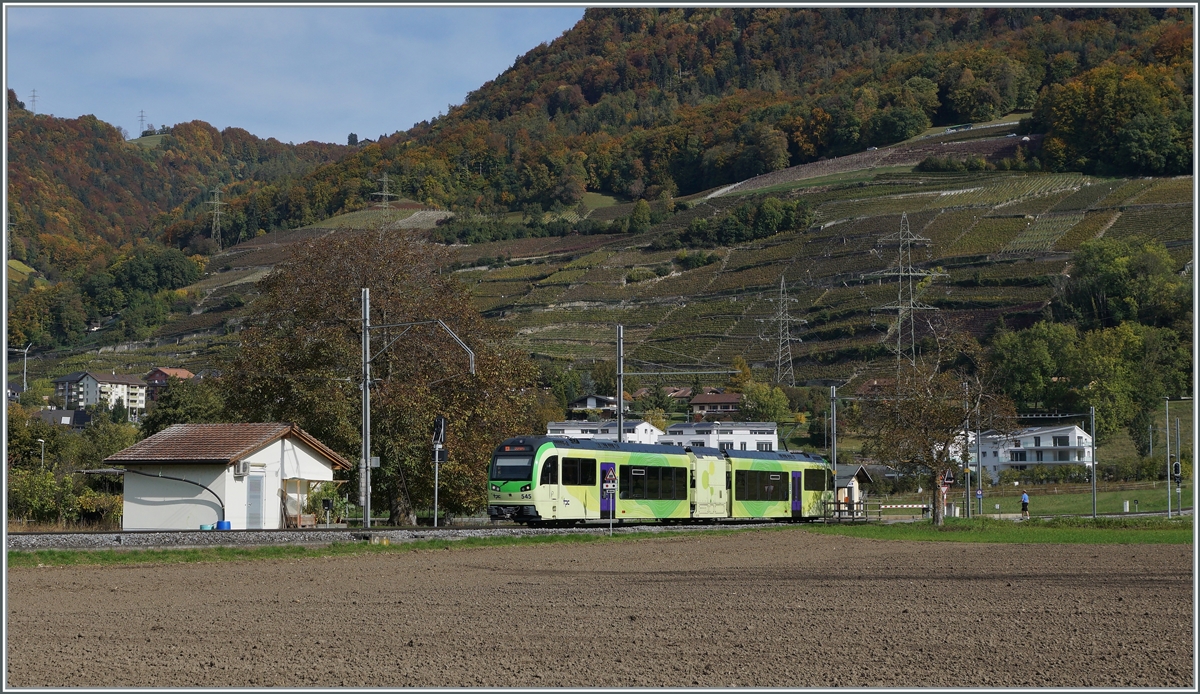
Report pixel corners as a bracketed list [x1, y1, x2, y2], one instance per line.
[105, 423, 351, 531]
[144, 367, 196, 402]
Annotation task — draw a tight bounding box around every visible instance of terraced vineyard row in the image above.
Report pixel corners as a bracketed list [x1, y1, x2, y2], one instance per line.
[439, 170, 1184, 373]
[1003, 213, 1085, 254]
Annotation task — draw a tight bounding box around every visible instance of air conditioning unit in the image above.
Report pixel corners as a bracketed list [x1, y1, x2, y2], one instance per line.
[233, 460, 250, 477]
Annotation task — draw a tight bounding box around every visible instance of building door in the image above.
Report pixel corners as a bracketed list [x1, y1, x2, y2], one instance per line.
[247, 474, 264, 529]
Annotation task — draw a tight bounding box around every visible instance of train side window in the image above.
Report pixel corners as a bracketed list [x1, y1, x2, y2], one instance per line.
[674, 467, 688, 500]
[734, 470, 748, 500]
[646, 467, 661, 499]
[562, 457, 580, 485]
[539, 456, 559, 486]
[803, 468, 828, 492]
[581, 458, 597, 486]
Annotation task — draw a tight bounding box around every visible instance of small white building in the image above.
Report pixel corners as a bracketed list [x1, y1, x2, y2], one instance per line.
[657, 421, 779, 452]
[971, 425, 1093, 483]
[546, 420, 663, 444]
[106, 423, 351, 531]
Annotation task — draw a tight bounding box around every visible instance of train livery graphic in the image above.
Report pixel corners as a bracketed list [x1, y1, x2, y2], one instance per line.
[487, 436, 834, 525]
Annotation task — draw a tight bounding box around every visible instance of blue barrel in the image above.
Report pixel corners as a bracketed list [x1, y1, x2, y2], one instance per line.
[216, 520, 232, 530]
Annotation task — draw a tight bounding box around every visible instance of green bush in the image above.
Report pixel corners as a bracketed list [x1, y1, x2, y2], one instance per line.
[304, 481, 350, 522]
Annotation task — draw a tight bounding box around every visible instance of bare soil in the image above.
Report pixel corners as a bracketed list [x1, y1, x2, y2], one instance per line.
[5, 528, 1192, 687]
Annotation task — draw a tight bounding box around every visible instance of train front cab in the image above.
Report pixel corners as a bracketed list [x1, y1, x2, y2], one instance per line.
[486, 438, 549, 524]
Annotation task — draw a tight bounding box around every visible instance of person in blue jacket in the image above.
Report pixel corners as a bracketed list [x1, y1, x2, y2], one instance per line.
[1021, 490, 1030, 519]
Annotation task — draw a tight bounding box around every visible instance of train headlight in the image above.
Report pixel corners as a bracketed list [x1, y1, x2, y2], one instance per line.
[490, 484, 501, 492]
[520, 484, 531, 492]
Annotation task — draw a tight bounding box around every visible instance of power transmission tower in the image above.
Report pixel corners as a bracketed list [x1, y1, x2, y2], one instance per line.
[373, 172, 398, 237]
[208, 189, 227, 251]
[758, 275, 804, 386]
[138, 110, 146, 135]
[867, 212, 946, 370]
[29, 89, 37, 114]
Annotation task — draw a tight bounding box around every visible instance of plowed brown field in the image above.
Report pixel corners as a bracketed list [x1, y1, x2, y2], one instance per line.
[5, 529, 1193, 687]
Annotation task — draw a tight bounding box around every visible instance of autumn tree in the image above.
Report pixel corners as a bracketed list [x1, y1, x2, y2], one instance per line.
[856, 328, 1015, 525]
[220, 229, 539, 523]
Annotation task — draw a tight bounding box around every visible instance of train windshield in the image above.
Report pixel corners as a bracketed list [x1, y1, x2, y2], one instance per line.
[489, 455, 534, 481]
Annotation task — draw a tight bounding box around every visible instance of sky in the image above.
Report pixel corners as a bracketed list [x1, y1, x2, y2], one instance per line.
[4, 4, 586, 145]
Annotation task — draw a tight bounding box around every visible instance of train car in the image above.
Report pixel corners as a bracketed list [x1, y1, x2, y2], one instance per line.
[487, 436, 692, 525]
[725, 449, 832, 521]
[487, 437, 833, 525]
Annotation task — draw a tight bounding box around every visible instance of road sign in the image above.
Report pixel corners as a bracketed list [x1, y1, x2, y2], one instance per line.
[604, 468, 616, 482]
[976, 488, 983, 499]
[602, 482, 616, 491]
[940, 485, 949, 497]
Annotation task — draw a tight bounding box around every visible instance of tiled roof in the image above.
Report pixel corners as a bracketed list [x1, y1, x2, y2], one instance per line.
[105, 423, 352, 469]
[690, 392, 742, 404]
[147, 367, 195, 381]
[95, 373, 147, 386]
[51, 371, 88, 384]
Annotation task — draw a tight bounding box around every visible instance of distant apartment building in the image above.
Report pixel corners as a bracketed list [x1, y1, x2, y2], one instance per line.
[657, 421, 779, 452]
[968, 425, 1094, 483]
[51, 371, 147, 421]
[546, 420, 664, 445]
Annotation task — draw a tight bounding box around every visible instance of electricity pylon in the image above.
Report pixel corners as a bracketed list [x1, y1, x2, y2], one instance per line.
[208, 189, 227, 250]
[758, 275, 804, 386]
[867, 212, 946, 369]
[373, 172, 398, 237]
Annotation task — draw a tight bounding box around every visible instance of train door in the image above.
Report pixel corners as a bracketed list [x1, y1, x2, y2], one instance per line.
[560, 456, 593, 520]
[600, 462, 615, 519]
[539, 456, 559, 519]
[791, 471, 803, 519]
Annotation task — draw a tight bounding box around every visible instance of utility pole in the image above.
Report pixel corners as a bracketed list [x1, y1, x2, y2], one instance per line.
[868, 212, 946, 371]
[208, 189, 227, 250]
[21, 343, 32, 393]
[616, 324, 624, 441]
[1090, 406, 1096, 519]
[830, 385, 838, 474]
[358, 290, 475, 527]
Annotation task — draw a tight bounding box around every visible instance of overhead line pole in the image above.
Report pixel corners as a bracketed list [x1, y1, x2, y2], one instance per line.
[359, 289, 476, 528]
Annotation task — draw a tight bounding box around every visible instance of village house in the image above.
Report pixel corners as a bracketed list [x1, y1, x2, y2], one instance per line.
[689, 392, 742, 418]
[105, 422, 351, 531]
[144, 367, 196, 401]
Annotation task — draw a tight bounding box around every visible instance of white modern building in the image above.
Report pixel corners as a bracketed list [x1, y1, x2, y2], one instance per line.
[106, 423, 351, 531]
[658, 421, 779, 452]
[971, 425, 1094, 483]
[546, 420, 664, 444]
[51, 371, 148, 421]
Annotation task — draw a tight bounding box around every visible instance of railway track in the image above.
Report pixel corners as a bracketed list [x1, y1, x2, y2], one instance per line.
[6, 519, 794, 552]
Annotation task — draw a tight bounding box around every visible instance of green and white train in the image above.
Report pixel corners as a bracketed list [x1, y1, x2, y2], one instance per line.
[487, 436, 834, 525]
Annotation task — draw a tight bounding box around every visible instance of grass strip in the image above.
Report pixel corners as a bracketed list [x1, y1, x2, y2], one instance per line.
[6, 528, 748, 569]
[802, 516, 1194, 544]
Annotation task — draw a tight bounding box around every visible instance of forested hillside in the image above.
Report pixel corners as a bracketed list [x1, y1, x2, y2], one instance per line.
[5, 6, 1192, 351]
[6, 91, 349, 347]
